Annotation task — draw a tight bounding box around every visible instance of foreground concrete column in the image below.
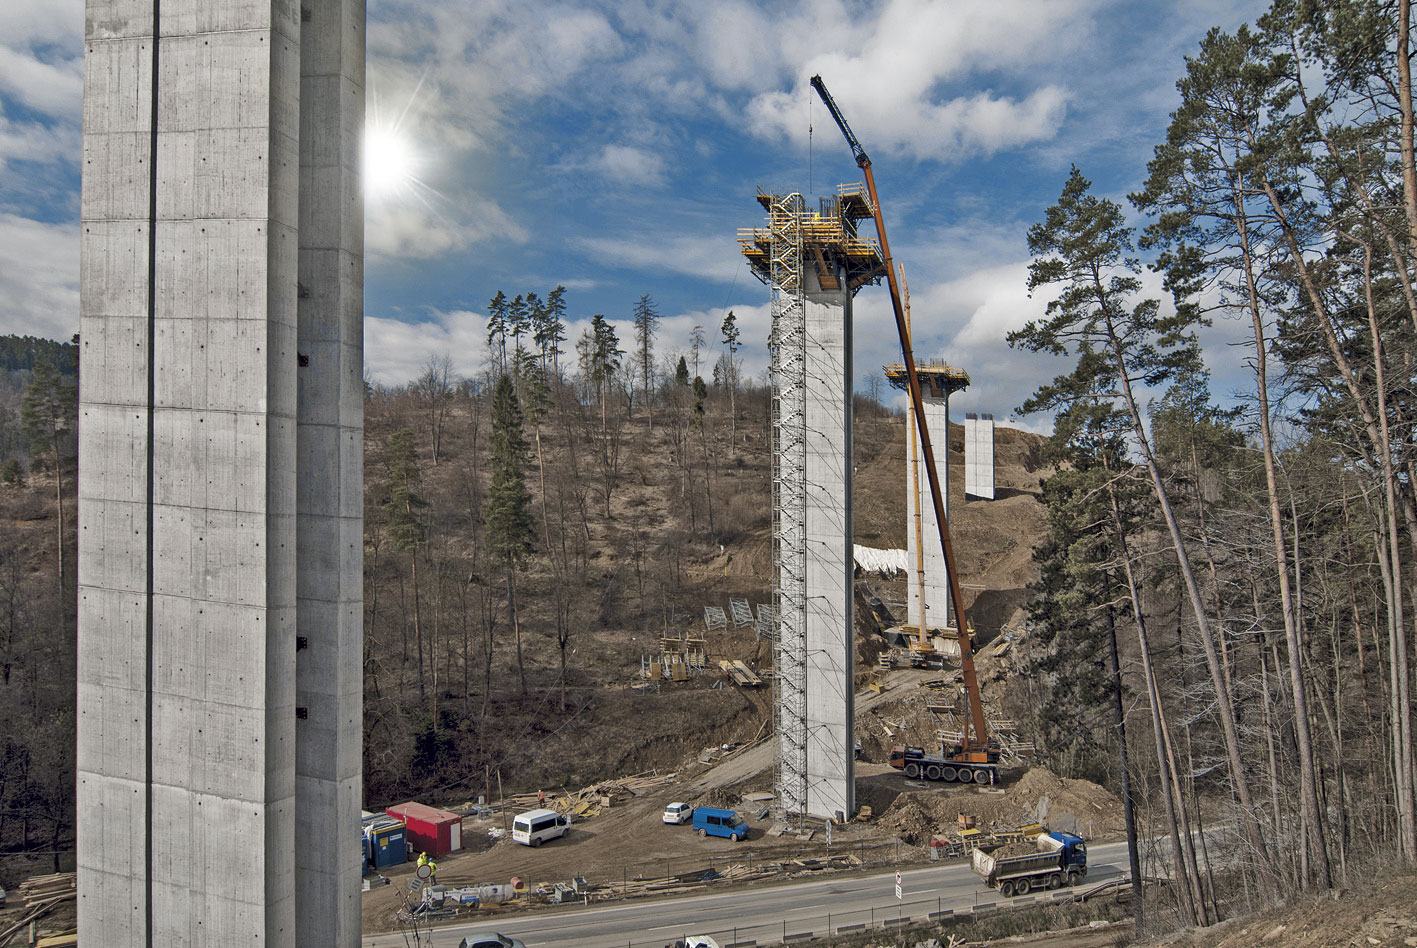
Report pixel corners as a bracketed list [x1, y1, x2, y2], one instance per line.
[77, 3, 363, 945]
[295, 2, 364, 946]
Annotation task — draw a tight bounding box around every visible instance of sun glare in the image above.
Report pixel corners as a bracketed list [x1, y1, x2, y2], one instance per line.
[364, 124, 420, 201]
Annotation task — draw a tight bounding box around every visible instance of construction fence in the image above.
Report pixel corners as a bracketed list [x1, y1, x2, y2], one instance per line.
[613, 885, 1102, 948]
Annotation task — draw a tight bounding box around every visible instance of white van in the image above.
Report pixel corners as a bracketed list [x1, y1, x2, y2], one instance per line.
[511, 808, 568, 847]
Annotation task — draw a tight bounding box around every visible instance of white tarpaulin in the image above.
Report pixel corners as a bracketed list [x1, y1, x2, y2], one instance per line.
[853, 545, 908, 575]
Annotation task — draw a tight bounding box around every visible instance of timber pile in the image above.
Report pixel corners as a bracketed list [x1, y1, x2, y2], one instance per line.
[16, 874, 74, 910]
[502, 771, 678, 818]
[0, 874, 76, 947]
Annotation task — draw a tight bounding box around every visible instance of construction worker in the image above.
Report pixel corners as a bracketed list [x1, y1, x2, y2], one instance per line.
[427, 857, 438, 884]
[416, 852, 428, 872]
[538, 789, 545, 806]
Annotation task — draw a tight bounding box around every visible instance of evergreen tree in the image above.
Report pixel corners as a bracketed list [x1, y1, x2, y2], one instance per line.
[720, 310, 740, 443]
[382, 427, 429, 699]
[674, 355, 690, 387]
[485, 374, 535, 695]
[486, 290, 509, 373]
[21, 361, 76, 591]
[535, 285, 568, 374]
[633, 294, 660, 423]
[1012, 166, 1268, 869]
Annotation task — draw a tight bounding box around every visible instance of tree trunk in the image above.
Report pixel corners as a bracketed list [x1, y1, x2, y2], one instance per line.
[1237, 187, 1331, 887]
[507, 565, 527, 696]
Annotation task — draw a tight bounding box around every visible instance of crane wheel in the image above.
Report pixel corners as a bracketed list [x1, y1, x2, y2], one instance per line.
[973, 769, 991, 784]
[925, 765, 941, 780]
[905, 763, 921, 779]
[940, 766, 957, 782]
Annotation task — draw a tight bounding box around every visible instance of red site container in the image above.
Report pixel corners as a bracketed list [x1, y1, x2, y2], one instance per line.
[386, 802, 463, 857]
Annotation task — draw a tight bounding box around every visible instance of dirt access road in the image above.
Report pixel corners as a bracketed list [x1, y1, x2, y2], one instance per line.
[361, 669, 937, 934]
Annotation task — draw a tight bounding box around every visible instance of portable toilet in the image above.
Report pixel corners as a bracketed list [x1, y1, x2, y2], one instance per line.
[364, 816, 409, 869]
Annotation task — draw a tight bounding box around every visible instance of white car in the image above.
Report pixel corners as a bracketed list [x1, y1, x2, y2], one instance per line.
[663, 802, 694, 824]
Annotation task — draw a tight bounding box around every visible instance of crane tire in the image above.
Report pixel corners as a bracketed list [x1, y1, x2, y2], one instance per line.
[940, 766, 957, 782]
[925, 765, 941, 780]
[905, 763, 921, 779]
[974, 769, 991, 784]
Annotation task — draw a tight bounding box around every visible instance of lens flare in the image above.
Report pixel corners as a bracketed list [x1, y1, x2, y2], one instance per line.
[364, 124, 420, 201]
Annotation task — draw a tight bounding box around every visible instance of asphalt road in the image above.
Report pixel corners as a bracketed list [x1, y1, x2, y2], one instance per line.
[363, 840, 1129, 948]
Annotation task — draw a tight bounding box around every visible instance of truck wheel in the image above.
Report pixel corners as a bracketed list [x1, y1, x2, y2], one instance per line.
[1047, 874, 1062, 890]
[905, 763, 921, 779]
[1017, 877, 1032, 895]
[1067, 871, 1079, 886]
[940, 766, 957, 782]
[925, 765, 941, 780]
[999, 880, 1015, 897]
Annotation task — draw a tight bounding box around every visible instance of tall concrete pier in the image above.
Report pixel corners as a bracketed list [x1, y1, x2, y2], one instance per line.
[77, 2, 364, 945]
[887, 361, 968, 635]
[741, 187, 883, 821]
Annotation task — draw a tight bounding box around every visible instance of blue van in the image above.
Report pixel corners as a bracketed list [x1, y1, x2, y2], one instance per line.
[691, 806, 748, 841]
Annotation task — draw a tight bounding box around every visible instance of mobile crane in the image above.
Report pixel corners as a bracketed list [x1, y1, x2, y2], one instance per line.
[810, 75, 1000, 784]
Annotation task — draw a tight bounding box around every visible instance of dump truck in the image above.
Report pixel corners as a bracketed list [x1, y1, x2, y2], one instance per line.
[971, 832, 1087, 897]
[888, 742, 999, 784]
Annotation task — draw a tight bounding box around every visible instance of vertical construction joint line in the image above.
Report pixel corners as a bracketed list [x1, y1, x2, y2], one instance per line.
[143, 4, 162, 945]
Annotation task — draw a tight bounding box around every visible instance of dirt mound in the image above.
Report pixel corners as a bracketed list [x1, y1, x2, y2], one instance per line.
[876, 795, 936, 845]
[1159, 874, 1417, 948]
[875, 766, 1124, 844]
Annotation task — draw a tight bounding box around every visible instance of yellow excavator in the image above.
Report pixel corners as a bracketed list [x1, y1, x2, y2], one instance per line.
[811, 75, 1000, 784]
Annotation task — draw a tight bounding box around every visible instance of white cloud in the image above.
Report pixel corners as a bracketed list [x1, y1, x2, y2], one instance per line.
[743, 0, 1091, 161]
[0, 213, 78, 341]
[0, 44, 82, 117]
[570, 232, 745, 284]
[587, 144, 667, 186]
[365, 197, 526, 261]
[364, 310, 490, 387]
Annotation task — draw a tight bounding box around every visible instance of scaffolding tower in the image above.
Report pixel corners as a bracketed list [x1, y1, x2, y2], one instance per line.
[768, 192, 809, 820]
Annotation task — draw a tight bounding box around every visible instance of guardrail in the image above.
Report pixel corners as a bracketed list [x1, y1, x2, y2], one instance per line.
[623, 887, 1088, 948]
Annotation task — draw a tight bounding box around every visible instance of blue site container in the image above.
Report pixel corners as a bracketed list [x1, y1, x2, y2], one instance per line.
[364, 817, 408, 870]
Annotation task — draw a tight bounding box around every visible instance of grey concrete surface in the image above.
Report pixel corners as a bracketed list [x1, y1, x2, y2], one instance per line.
[802, 268, 853, 821]
[78, 2, 363, 945]
[963, 414, 995, 500]
[905, 394, 951, 632]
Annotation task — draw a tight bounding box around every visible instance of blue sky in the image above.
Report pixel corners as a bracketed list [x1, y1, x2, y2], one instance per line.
[1, 0, 1271, 428]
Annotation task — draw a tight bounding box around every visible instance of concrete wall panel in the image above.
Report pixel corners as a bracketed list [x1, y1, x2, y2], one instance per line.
[905, 396, 950, 631]
[799, 274, 854, 821]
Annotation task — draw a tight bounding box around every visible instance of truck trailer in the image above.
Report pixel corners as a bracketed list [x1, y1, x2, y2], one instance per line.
[971, 832, 1087, 897]
[888, 743, 999, 784]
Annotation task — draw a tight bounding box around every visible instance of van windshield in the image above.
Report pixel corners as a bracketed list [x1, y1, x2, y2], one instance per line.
[512, 821, 529, 832]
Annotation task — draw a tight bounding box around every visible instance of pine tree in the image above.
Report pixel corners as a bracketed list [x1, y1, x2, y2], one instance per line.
[21, 361, 76, 592]
[485, 374, 535, 695]
[633, 294, 660, 426]
[1012, 166, 1269, 870]
[382, 427, 428, 698]
[486, 290, 509, 374]
[720, 310, 740, 444]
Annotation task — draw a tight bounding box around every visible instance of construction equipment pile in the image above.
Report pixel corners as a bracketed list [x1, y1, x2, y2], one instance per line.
[0, 873, 76, 947]
[499, 771, 679, 821]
